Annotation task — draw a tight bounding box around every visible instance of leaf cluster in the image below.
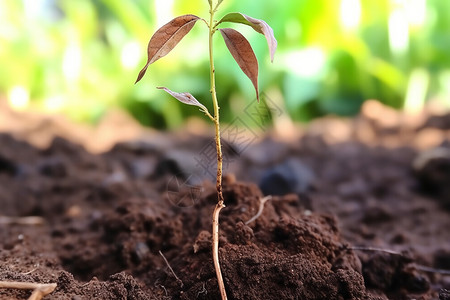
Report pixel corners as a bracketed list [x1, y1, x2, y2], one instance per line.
[135, 7, 276, 109]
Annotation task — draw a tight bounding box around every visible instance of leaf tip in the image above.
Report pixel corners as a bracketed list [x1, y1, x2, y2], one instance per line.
[135, 64, 149, 84]
[134, 74, 142, 84]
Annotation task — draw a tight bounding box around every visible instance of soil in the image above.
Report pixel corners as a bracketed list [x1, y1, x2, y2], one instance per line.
[1, 100, 450, 299]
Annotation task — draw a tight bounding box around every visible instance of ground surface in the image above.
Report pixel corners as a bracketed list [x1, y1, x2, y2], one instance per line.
[1, 101, 450, 299]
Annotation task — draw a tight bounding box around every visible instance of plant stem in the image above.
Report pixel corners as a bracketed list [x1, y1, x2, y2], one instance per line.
[209, 0, 224, 205]
[208, 2, 227, 300]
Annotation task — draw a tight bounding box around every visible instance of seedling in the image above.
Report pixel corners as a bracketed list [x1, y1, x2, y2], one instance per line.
[135, 1, 276, 298]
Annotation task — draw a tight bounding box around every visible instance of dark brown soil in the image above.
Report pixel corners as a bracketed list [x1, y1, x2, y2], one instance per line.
[1, 103, 450, 299]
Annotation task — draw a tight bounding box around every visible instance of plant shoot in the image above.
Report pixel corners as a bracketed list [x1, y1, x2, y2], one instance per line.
[135, 1, 276, 298]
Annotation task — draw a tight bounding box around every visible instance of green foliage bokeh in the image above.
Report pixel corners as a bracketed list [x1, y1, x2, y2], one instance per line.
[1, 0, 449, 128]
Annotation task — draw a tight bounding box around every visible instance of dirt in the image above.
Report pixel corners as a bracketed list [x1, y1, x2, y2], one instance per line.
[1, 101, 450, 299]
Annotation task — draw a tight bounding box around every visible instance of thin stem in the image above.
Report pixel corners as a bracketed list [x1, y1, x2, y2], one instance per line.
[208, 2, 227, 300]
[201, 108, 215, 122]
[208, 10, 223, 204]
[214, 0, 222, 12]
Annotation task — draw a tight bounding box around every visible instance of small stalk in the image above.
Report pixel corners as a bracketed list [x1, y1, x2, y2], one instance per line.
[208, 2, 227, 300]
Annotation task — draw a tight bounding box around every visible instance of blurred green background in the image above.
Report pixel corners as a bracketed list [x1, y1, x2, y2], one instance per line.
[1, 0, 450, 129]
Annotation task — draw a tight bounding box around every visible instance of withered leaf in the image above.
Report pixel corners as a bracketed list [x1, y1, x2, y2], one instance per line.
[217, 12, 277, 62]
[219, 28, 259, 101]
[135, 15, 200, 83]
[157, 87, 208, 112]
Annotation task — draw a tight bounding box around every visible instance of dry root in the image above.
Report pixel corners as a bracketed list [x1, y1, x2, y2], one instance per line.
[245, 196, 272, 225]
[0, 216, 45, 226]
[0, 281, 57, 300]
[348, 246, 450, 276]
[159, 250, 183, 288]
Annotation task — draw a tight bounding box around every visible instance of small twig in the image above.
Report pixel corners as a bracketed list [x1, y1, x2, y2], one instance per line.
[347, 246, 403, 256]
[0, 216, 46, 226]
[348, 246, 450, 276]
[245, 196, 272, 225]
[196, 282, 207, 297]
[159, 250, 183, 288]
[414, 265, 450, 275]
[0, 281, 57, 300]
[80, 279, 96, 288]
[20, 267, 38, 275]
[154, 278, 169, 296]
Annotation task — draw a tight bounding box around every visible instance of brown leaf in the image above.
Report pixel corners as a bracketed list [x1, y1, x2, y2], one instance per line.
[135, 15, 200, 83]
[157, 87, 208, 112]
[219, 28, 259, 101]
[217, 13, 277, 62]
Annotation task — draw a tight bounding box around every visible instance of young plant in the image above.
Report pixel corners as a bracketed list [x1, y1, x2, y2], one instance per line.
[135, 1, 276, 299]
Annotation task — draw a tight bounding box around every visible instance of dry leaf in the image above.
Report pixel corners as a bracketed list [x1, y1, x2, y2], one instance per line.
[217, 12, 277, 62]
[157, 87, 208, 112]
[219, 28, 259, 101]
[135, 15, 200, 83]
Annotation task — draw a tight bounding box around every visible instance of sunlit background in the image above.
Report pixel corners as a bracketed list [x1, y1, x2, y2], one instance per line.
[1, 0, 450, 129]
